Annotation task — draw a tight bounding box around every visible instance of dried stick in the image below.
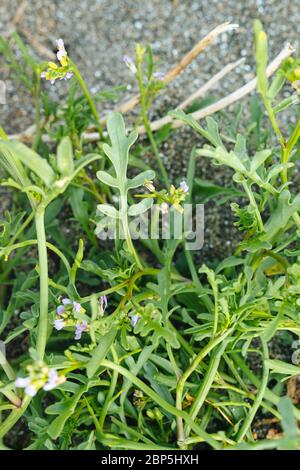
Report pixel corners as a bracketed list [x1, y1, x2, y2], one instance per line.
[7, 43, 294, 143]
[104, 22, 239, 121]
[178, 58, 245, 110]
[13, 0, 28, 26]
[18, 27, 56, 60]
[136, 42, 295, 133]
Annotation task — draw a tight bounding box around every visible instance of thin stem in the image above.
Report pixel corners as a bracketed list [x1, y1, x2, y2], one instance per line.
[166, 343, 185, 446]
[236, 339, 269, 442]
[0, 396, 31, 440]
[185, 248, 214, 312]
[101, 359, 221, 449]
[10, 211, 34, 246]
[70, 60, 104, 141]
[120, 193, 143, 270]
[281, 117, 300, 183]
[1, 390, 21, 408]
[136, 59, 169, 187]
[0, 357, 15, 381]
[242, 181, 264, 232]
[35, 206, 48, 359]
[98, 345, 119, 431]
[184, 341, 227, 437]
[32, 71, 41, 151]
[176, 329, 233, 426]
[1, 239, 71, 276]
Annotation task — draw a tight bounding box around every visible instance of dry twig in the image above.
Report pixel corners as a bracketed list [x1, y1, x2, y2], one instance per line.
[105, 22, 239, 120]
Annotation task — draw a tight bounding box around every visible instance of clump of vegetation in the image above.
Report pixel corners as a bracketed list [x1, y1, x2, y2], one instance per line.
[0, 21, 300, 450]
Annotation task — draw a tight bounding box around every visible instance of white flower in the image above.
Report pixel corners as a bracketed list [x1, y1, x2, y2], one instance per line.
[54, 318, 65, 331]
[15, 377, 37, 397]
[57, 48, 67, 63]
[15, 377, 30, 388]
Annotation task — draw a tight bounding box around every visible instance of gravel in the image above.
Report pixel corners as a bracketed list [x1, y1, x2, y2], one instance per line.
[0, 0, 299, 260]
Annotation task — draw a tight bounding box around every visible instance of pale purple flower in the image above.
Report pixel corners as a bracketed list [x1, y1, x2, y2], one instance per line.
[123, 55, 137, 74]
[73, 301, 81, 313]
[64, 72, 74, 80]
[130, 314, 140, 327]
[100, 295, 108, 312]
[43, 369, 60, 391]
[153, 71, 165, 81]
[40, 71, 47, 78]
[62, 298, 72, 305]
[56, 305, 65, 315]
[54, 318, 65, 331]
[75, 321, 88, 340]
[180, 181, 189, 193]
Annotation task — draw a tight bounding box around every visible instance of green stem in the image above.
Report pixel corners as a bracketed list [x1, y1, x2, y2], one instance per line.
[236, 339, 269, 442]
[185, 341, 227, 437]
[120, 192, 143, 270]
[10, 211, 34, 246]
[136, 60, 169, 187]
[176, 329, 233, 425]
[2, 239, 71, 276]
[185, 248, 213, 312]
[98, 345, 119, 431]
[35, 206, 48, 359]
[70, 61, 104, 141]
[281, 117, 300, 184]
[32, 72, 41, 151]
[0, 357, 15, 381]
[166, 343, 185, 446]
[0, 396, 31, 440]
[1, 389, 21, 408]
[101, 359, 221, 449]
[242, 181, 264, 232]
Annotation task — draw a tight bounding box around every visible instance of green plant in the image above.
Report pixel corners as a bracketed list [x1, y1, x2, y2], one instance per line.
[0, 21, 299, 451]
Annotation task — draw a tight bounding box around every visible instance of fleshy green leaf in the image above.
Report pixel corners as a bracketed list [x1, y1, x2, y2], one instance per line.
[128, 198, 153, 216]
[96, 170, 118, 188]
[0, 140, 55, 187]
[97, 204, 119, 219]
[103, 112, 138, 183]
[56, 136, 74, 176]
[86, 329, 117, 378]
[126, 170, 155, 190]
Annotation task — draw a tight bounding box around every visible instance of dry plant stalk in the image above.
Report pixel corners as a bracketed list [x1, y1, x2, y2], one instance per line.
[105, 22, 239, 120]
[136, 42, 295, 133]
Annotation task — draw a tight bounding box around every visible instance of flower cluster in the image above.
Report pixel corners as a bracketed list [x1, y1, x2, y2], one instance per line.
[54, 295, 108, 340]
[54, 297, 88, 340]
[41, 39, 73, 84]
[141, 179, 189, 214]
[15, 362, 65, 397]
